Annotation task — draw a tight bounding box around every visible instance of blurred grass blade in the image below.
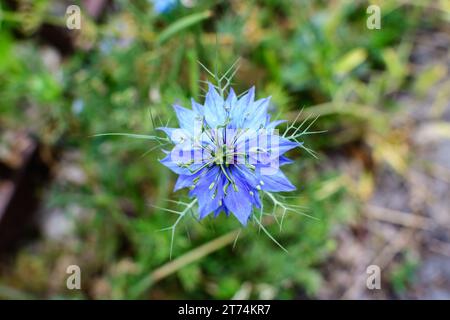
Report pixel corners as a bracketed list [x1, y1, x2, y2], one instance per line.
[333, 48, 367, 76]
[187, 47, 199, 99]
[157, 11, 212, 45]
[92, 133, 161, 140]
[130, 229, 239, 298]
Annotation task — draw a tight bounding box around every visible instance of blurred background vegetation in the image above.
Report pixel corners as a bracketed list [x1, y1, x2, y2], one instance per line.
[0, 0, 449, 299]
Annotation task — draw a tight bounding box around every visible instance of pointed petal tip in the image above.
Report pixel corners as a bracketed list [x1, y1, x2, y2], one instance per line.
[237, 213, 251, 226]
[207, 82, 218, 93]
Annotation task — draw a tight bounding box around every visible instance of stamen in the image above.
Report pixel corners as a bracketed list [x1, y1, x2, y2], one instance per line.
[220, 164, 237, 191]
[223, 181, 230, 195]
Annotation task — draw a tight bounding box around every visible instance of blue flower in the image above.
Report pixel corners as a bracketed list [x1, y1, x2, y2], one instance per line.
[159, 83, 301, 226]
[149, 0, 178, 14]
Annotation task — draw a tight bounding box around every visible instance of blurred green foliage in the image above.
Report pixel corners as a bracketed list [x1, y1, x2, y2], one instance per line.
[0, 0, 447, 299]
[389, 251, 419, 295]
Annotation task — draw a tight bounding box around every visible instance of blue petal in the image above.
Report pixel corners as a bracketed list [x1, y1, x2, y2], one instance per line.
[241, 86, 255, 107]
[266, 119, 286, 131]
[160, 153, 203, 175]
[189, 167, 223, 219]
[170, 140, 208, 163]
[252, 191, 262, 208]
[160, 154, 191, 175]
[243, 97, 271, 129]
[258, 169, 296, 192]
[229, 86, 255, 128]
[236, 131, 290, 165]
[276, 137, 301, 156]
[157, 127, 190, 143]
[174, 172, 201, 191]
[173, 104, 195, 130]
[279, 156, 294, 166]
[213, 205, 229, 217]
[233, 165, 259, 187]
[231, 169, 262, 209]
[204, 83, 226, 128]
[191, 98, 204, 116]
[224, 87, 237, 111]
[223, 176, 254, 226]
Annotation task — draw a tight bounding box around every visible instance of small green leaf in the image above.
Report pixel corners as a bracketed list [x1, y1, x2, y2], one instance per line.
[157, 11, 212, 45]
[333, 48, 367, 76]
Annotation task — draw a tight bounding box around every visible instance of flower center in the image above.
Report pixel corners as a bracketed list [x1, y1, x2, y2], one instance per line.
[213, 144, 234, 166]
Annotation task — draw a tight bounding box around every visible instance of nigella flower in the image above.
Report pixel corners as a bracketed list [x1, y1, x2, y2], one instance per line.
[159, 84, 300, 226]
